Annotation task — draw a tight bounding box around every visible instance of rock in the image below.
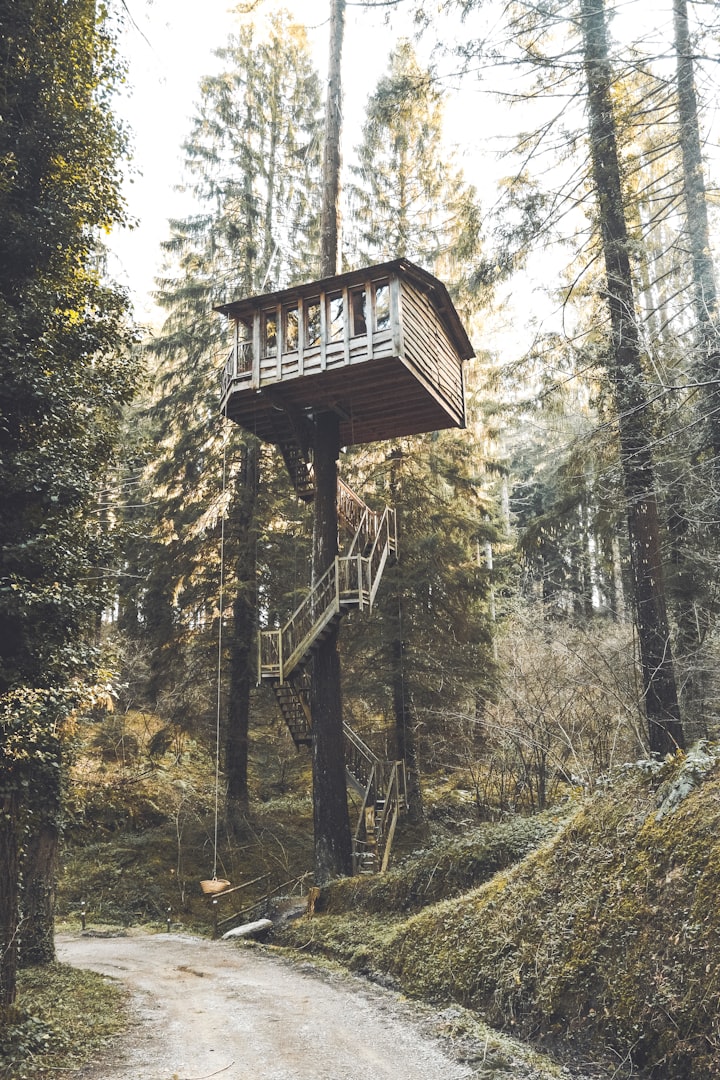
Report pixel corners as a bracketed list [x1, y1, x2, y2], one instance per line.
[222, 918, 273, 940]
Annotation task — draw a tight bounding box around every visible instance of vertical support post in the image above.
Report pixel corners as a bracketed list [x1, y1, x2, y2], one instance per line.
[310, 411, 353, 884]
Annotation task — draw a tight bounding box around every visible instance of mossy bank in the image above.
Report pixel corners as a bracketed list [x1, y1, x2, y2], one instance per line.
[275, 746, 720, 1079]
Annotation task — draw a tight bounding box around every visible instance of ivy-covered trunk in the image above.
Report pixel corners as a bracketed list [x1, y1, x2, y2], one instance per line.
[19, 811, 58, 967]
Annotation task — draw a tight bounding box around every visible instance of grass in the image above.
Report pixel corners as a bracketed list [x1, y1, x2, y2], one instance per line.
[273, 746, 720, 1079]
[1, 963, 128, 1079]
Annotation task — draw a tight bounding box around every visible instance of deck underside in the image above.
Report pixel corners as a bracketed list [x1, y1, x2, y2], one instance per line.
[220, 354, 463, 446]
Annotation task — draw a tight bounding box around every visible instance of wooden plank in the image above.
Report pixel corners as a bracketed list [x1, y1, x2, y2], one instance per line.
[222, 351, 464, 446]
[297, 297, 305, 376]
[252, 312, 261, 390]
[275, 303, 283, 381]
[343, 285, 351, 364]
[390, 274, 403, 358]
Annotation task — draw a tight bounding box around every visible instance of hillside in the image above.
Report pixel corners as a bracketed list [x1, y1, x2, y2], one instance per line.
[54, 714, 720, 1078]
[274, 746, 720, 1079]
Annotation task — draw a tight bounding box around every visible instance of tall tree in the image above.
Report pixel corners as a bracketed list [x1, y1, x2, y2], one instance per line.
[345, 41, 494, 818]
[578, 0, 683, 755]
[673, 0, 719, 369]
[119, 12, 322, 827]
[0, 0, 137, 1001]
[310, 0, 355, 884]
[449, 0, 695, 753]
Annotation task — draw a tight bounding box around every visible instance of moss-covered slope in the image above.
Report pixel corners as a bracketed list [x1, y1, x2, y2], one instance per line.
[278, 747, 720, 1079]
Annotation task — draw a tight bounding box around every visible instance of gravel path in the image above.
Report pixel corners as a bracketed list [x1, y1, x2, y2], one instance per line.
[57, 931, 607, 1080]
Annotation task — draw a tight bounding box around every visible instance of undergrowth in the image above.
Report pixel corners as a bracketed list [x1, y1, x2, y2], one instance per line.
[0, 964, 127, 1079]
[59, 709, 314, 930]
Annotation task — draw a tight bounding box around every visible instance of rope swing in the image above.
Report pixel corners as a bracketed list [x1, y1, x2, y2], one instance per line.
[201, 419, 231, 897]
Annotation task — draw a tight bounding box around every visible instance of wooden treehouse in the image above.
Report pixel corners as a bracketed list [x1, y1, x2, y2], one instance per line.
[217, 258, 474, 873]
[218, 258, 473, 454]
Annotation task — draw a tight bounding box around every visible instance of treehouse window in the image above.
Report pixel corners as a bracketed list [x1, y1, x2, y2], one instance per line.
[236, 319, 253, 372]
[263, 311, 278, 357]
[305, 301, 321, 348]
[374, 283, 390, 331]
[350, 288, 367, 336]
[328, 292, 344, 342]
[283, 306, 299, 353]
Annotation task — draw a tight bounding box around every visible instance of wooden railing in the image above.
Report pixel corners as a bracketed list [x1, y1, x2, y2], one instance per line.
[259, 481, 395, 684]
[212, 871, 312, 938]
[258, 477, 405, 873]
[344, 724, 406, 874]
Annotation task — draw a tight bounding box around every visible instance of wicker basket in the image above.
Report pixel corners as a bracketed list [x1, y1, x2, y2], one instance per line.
[200, 878, 231, 895]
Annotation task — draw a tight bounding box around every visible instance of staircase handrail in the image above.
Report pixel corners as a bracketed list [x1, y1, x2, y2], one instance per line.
[259, 491, 396, 683]
[337, 477, 367, 534]
[362, 505, 396, 609]
[260, 556, 340, 682]
[378, 762, 403, 873]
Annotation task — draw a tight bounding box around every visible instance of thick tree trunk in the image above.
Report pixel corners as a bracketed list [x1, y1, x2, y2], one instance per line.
[0, 791, 19, 1005]
[307, 0, 353, 884]
[226, 439, 258, 827]
[310, 411, 353, 883]
[580, 0, 684, 757]
[671, 0, 720, 733]
[18, 814, 57, 967]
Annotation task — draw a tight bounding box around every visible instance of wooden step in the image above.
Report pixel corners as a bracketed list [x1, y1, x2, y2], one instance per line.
[278, 440, 314, 501]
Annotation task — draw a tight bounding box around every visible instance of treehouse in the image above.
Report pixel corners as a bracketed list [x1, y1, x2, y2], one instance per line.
[217, 258, 474, 449]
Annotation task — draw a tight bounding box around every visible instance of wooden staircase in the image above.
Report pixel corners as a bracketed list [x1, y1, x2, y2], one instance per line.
[258, 478, 397, 687]
[344, 724, 407, 874]
[278, 440, 315, 502]
[259, 474, 404, 872]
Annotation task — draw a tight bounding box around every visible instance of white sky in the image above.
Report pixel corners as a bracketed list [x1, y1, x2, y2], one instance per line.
[108, 0, 718, 347]
[110, 0, 431, 323]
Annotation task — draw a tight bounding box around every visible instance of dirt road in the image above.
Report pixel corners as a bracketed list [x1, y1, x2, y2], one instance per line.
[59, 931, 479, 1080]
[57, 931, 593, 1080]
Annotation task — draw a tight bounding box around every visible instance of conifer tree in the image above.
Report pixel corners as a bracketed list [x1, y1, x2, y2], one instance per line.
[447, 0, 711, 752]
[119, 12, 322, 826]
[345, 41, 498, 818]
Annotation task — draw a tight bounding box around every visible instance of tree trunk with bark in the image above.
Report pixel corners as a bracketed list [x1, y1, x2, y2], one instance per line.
[18, 812, 57, 967]
[669, 0, 720, 733]
[310, 410, 353, 883]
[391, 630, 424, 824]
[673, 0, 719, 360]
[579, 0, 685, 757]
[319, 0, 345, 276]
[0, 791, 19, 1005]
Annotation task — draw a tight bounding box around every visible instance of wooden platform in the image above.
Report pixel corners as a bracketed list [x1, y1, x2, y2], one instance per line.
[217, 259, 473, 447]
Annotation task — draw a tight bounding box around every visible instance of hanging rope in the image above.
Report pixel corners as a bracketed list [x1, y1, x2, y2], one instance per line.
[213, 420, 229, 881]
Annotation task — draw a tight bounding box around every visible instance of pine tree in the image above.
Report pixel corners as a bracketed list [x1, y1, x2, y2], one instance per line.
[343, 41, 499, 818]
[118, 12, 322, 827]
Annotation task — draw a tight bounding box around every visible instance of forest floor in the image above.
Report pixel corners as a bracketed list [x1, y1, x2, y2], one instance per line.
[56, 930, 611, 1080]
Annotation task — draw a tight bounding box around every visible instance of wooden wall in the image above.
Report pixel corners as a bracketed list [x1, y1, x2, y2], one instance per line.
[398, 280, 465, 427]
